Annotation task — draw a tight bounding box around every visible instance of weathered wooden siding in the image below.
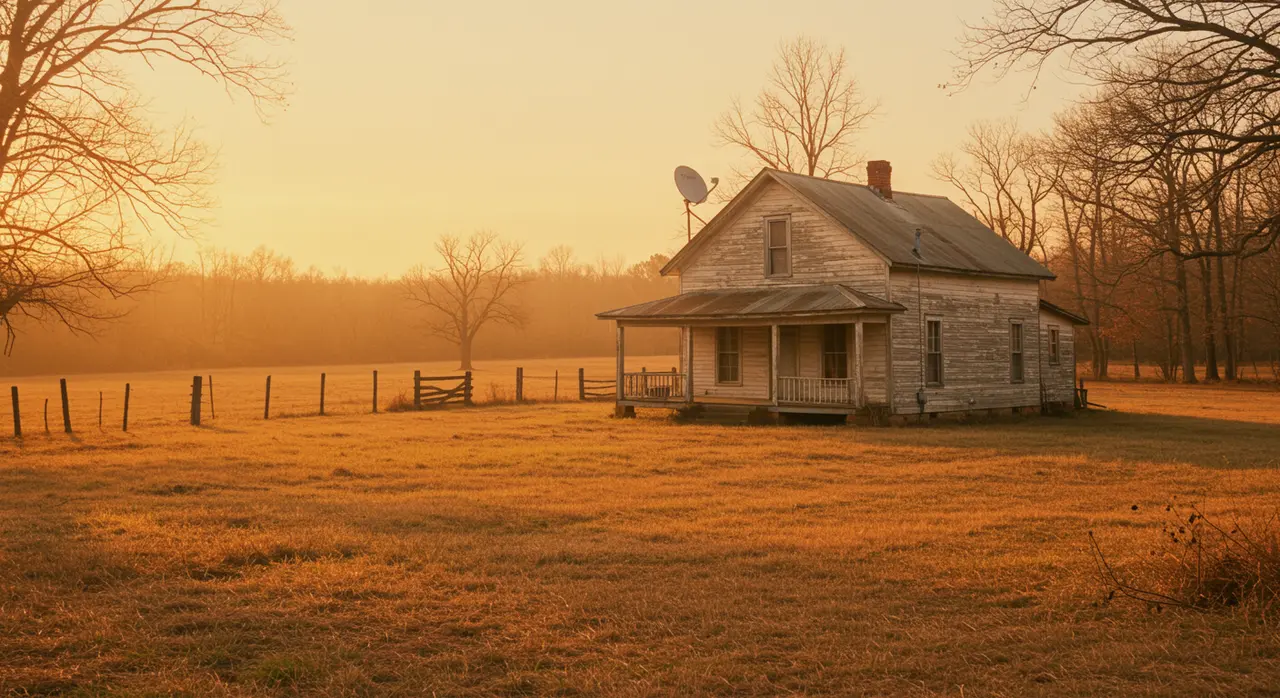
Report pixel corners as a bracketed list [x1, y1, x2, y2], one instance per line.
[1039, 310, 1077, 404]
[680, 181, 889, 297]
[888, 271, 1044, 414]
[861, 322, 888, 403]
[690, 326, 771, 400]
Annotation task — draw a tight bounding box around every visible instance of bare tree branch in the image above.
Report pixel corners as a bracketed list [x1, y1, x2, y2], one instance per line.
[0, 0, 290, 353]
[714, 36, 878, 190]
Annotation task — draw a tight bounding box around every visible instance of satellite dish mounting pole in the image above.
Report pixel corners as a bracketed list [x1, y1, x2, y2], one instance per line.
[673, 165, 717, 243]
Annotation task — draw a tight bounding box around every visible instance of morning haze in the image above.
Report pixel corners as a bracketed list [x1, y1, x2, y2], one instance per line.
[140, 0, 1080, 278]
[4, 1, 1280, 696]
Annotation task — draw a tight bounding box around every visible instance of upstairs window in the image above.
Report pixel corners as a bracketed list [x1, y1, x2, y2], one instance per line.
[1048, 326, 1061, 365]
[822, 324, 848, 379]
[765, 216, 791, 277]
[1010, 321, 1025, 383]
[716, 327, 742, 384]
[926, 319, 943, 386]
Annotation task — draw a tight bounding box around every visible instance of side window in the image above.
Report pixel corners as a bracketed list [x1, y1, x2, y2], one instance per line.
[926, 319, 943, 386]
[716, 327, 742, 384]
[1048, 326, 1061, 365]
[765, 216, 791, 277]
[1010, 321, 1025, 383]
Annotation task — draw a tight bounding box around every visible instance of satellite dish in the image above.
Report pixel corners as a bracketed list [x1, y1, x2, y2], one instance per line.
[674, 166, 709, 204]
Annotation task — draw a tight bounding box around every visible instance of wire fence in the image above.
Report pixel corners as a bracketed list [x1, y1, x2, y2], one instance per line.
[3, 362, 639, 437]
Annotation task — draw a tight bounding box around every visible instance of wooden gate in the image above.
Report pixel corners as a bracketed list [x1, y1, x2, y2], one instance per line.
[413, 371, 473, 409]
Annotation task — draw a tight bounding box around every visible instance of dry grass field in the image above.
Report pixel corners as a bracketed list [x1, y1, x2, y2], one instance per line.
[2, 360, 1280, 696]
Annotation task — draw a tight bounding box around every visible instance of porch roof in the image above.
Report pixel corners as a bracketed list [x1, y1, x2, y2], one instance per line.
[596, 284, 905, 324]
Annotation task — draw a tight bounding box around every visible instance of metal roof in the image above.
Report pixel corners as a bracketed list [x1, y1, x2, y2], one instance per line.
[597, 284, 905, 323]
[664, 169, 1055, 281]
[1039, 299, 1090, 325]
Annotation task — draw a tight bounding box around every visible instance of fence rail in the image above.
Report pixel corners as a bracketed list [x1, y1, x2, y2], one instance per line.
[578, 367, 616, 401]
[777, 377, 857, 405]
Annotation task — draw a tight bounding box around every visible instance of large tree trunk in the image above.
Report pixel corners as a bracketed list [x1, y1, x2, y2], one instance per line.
[458, 335, 474, 371]
[1174, 259, 1198, 383]
[1217, 255, 1236, 380]
[1198, 257, 1220, 381]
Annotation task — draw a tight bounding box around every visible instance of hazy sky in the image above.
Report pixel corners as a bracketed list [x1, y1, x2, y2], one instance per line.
[140, 0, 1083, 278]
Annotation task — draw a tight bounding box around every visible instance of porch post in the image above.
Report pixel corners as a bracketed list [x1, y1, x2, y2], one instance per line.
[685, 325, 695, 404]
[616, 323, 625, 401]
[771, 324, 780, 406]
[854, 319, 864, 408]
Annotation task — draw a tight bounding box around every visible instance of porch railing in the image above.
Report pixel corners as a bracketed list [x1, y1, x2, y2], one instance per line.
[622, 371, 686, 401]
[777, 376, 857, 405]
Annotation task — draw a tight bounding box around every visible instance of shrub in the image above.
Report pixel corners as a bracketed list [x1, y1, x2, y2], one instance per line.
[384, 390, 415, 413]
[1090, 501, 1280, 614]
[484, 382, 513, 405]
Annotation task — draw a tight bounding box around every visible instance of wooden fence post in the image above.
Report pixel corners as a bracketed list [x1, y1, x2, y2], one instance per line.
[554, 370, 559, 402]
[578, 368, 585, 400]
[373, 370, 379, 414]
[98, 391, 103, 429]
[264, 376, 272, 420]
[10, 386, 20, 438]
[190, 376, 203, 426]
[43, 398, 49, 433]
[208, 376, 215, 420]
[123, 384, 131, 432]
[463, 371, 473, 406]
[60, 378, 71, 433]
[319, 373, 327, 416]
[516, 367, 523, 402]
[414, 370, 422, 409]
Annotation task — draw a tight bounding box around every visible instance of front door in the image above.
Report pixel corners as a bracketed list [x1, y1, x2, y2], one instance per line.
[779, 326, 800, 377]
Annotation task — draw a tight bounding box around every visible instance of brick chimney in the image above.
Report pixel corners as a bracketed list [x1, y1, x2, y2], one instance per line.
[867, 160, 892, 199]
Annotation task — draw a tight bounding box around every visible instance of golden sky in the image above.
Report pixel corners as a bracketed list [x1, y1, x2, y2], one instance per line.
[140, 0, 1083, 278]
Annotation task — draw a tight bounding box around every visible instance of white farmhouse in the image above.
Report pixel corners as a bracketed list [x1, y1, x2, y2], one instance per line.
[598, 162, 1088, 422]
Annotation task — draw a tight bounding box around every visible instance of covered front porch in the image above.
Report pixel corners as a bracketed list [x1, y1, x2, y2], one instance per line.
[598, 285, 906, 418]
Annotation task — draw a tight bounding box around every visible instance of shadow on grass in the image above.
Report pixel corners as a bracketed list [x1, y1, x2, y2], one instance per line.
[857, 409, 1280, 470]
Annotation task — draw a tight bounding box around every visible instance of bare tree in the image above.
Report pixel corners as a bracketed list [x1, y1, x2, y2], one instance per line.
[592, 254, 626, 280]
[0, 1, 289, 352]
[403, 232, 525, 370]
[933, 119, 1055, 257]
[1043, 102, 1134, 377]
[956, 0, 1280, 258]
[627, 253, 671, 280]
[714, 36, 878, 186]
[245, 245, 296, 283]
[538, 244, 580, 280]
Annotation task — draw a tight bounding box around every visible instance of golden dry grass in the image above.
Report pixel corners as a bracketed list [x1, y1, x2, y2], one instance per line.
[2, 363, 1279, 696]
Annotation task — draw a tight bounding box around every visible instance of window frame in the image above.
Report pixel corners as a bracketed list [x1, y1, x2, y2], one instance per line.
[1010, 320, 1025, 383]
[763, 215, 792, 279]
[821, 324, 849, 379]
[715, 327, 743, 385]
[925, 317, 944, 387]
[1047, 325, 1061, 366]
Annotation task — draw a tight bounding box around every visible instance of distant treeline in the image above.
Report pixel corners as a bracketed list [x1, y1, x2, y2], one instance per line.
[0, 246, 678, 377]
